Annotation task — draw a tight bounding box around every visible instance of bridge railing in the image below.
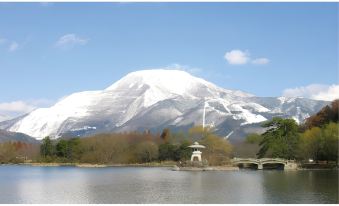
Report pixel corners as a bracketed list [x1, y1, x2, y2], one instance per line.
[231, 158, 289, 164]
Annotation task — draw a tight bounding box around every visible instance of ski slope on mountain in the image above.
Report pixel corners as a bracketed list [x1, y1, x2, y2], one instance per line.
[2, 69, 328, 140]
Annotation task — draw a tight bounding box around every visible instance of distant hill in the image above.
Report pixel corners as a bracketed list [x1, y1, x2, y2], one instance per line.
[0, 129, 39, 144]
[303, 99, 338, 129]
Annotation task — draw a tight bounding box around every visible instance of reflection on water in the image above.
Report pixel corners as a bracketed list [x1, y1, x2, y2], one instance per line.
[0, 165, 337, 203]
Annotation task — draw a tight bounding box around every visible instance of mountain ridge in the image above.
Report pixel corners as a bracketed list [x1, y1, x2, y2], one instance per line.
[1, 69, 329, 140]
[0, 129, 39, 144]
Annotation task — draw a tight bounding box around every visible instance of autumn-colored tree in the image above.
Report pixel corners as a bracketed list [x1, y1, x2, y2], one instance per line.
[135, 141, 158, 162]
[160, 128, 171, 143]
[188, 125, 210, 142]
[303, 99, 339, 130]
[331, 100, 338, 122]
[188, 126, 232, 165]
[201, 133, 233, 165]
[0, 141, 39, 163]
[79, 134, 130, 164]
[0, 142, 16, 163]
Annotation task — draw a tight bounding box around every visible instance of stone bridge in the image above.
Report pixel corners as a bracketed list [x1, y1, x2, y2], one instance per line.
[231, 158, 298, 170]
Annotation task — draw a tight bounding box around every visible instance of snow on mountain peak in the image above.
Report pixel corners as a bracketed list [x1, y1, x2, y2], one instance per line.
[106, 69, 215, 94]
[106, 69, 253, 101]
[3, 69, 327, 139]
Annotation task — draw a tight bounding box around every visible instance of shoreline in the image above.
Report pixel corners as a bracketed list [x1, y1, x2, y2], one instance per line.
[1, 162, 337, 170]
[173, 165, 239, 171]
[11, 162, 177, 168]
[1, 162, 240, 170]
[1, 162, 241, 171]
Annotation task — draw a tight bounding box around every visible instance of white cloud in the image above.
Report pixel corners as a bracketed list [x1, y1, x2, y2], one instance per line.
[165, 63, 202, 74]
[55, 34, 89, 49]
[0, 101, 36, 114]
[224, 49, 269, 66]
[312, 85, 339, 101]
[283, 84, 339, 101]
[252, 58, 270, 65]
[224, 50, 250, 65]
[0, 99, 55, 121]
[8, 41, 19, 52]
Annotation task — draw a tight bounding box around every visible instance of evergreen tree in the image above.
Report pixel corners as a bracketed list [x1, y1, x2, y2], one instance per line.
[176, 141, 192, 161]
[56, 139, 68, 158]
[257, 118, 299, 159]
[158, 143, 177, 161]
[40, 136, 54, 157]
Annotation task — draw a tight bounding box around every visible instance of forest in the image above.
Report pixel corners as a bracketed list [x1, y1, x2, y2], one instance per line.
[0, 125, 232, 166]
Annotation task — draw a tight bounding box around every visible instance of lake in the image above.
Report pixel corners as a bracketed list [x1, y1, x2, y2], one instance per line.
[0, 165, 337, 204]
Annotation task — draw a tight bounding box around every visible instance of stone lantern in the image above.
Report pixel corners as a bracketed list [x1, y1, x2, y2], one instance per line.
[188, 142, 206, 162]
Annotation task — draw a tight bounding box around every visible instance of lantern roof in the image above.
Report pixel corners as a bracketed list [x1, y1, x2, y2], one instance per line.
[188, 142, 206, 149]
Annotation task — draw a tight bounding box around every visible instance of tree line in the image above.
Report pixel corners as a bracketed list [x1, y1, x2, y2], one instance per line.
[2, 100, 336, 165]
[37, 126, 232, 165]
[246, 100, 338, 162]
[0, 141, 39, 164]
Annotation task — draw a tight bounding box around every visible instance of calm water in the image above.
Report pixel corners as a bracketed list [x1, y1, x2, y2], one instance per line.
[0, 165, 337, 204]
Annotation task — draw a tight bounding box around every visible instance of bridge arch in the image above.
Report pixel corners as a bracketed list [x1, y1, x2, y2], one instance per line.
[231, 158, 296, 170]
[262, 162, 285, 170]
[236, 162, 259, 169]
[232, 158, 260, 169]
[261, 159, 286, 169]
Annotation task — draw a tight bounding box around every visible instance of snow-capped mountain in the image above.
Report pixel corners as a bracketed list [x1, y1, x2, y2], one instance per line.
[0, 69, 329, 140]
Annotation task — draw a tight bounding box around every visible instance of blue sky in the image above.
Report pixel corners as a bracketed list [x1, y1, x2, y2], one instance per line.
[0, 3, 338, 119]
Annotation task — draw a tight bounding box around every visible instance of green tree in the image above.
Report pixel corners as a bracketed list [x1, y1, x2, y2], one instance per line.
[175, 141, 192, 161]
[56, 139, 68, 158]
[158, 143, 177, 161]
[40, 136, 54, 158]
[299, 126, 322, 160]
[321, 122, 338, 161]
[246, 133, 263, 144]
[299, 122, 338, 162]
[257, 118, 299, 159]
[68, 138, 81, 160]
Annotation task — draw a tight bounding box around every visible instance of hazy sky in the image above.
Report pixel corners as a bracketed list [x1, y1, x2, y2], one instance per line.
[0, 3, 338, 119]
